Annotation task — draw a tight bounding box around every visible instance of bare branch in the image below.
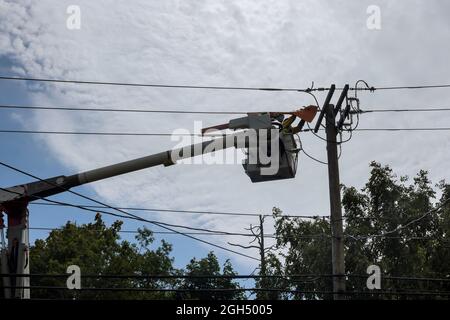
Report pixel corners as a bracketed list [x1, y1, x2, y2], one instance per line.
[228, 242, 260, 250]
[264, 244, 277, 252]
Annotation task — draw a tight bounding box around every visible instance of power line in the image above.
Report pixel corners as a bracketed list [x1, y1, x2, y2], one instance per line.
[4, 286, 450, 297]
[0, 129, 214, 137]
[29, 224, 450, 242]
[2, 127, 450, 137]
[343, 80, 450, 92]
[361, 107, 450, 113]
[296, 133, 328, 165]
[27, 226, 450, 242]
[301, 127, 450, 133]
[29, 226, 283, 238]
[15, 103, 450, 116]
[0, 103, 250, 115]
[354, 128, 450, 132]
[354, 84, 450, 91]
[4, 75, 450, 93]
[3, 268, 448, 298]
[0, 285, 319, 294]
[2, 273, 450, 282]
[29, 197, 251, 237]
[0, 103, 317, 116]
[30, 201, 325, 219]
[0, 161, 260, 261]
[0, 75, 315, 92]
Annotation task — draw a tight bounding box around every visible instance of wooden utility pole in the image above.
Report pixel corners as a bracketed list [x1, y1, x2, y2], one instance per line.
[314, 84, 349, 300]
[325, 102, 346, 300]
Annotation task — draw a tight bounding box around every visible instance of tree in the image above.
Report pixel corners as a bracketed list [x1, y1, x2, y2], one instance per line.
[30, 213, 177, 299]
[178, 252, 244, 300]
[267, 162, 450, 299]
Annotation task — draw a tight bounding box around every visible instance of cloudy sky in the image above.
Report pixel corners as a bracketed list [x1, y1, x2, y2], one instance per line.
[1, 0, 449, 273]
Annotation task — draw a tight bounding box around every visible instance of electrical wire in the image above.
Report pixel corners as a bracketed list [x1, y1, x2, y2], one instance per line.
[3, 104, 450, 117]
[300, 143, 328, 165]
[361, 107, 450, 113]
[3, 286, 450, 298]
[293, 132, 327, 165]
[28, 227, 276, 238]
[351, 84, 450, 91]
[3, 75, 450, 93]
[29, 226, 449, 241]
[0, 129, 219, 137]
[300, 127, 450, 133]
[0, 75, 317, 92]
[354, 128, 450, 132]
[7, 285, 449, 296]
[4, 273, 450, 298]
[30, 201, 324, 219]
[0, 103, 290, 115]
[294, 131, 345, 166]
[2, 128, 450, 137]
[2, 273, 450, 281]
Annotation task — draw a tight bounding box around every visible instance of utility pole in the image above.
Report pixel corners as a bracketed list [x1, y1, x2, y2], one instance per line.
[325, 103, 346, 300]
[314, 84, 349, 300]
